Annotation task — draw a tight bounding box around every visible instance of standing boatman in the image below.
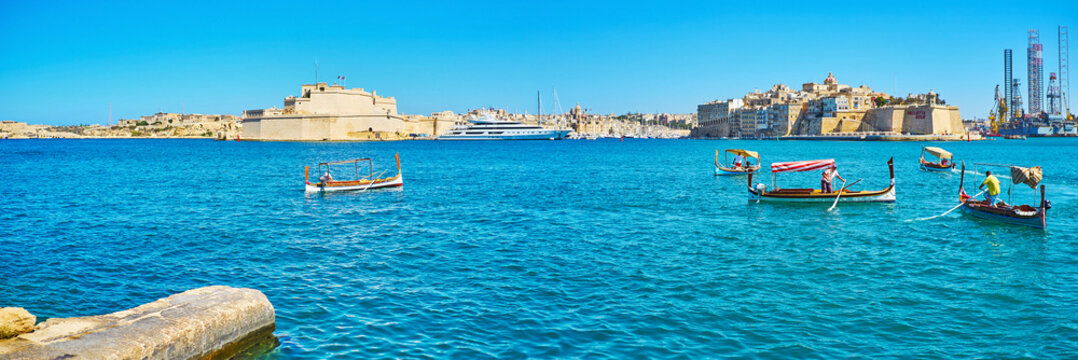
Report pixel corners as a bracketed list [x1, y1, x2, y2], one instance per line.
[821, 165, 846, 193]
[979, 170, 1003, 207]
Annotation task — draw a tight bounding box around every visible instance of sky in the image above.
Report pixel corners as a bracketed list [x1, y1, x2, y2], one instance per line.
[1, 0, 1075, 125]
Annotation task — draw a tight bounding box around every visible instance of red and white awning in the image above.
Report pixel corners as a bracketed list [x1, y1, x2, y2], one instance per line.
[770, 159, 835, 173]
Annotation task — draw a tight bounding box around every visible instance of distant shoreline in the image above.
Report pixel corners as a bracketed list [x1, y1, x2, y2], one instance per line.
[1, 136, 217, 140]
[694, 134, 986, 141]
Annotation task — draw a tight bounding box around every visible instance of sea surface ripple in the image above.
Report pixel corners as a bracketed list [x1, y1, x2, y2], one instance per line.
[1, 138, 1076, 359]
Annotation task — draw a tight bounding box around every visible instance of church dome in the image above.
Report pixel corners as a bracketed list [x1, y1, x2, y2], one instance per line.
[824, 72, 837, 85]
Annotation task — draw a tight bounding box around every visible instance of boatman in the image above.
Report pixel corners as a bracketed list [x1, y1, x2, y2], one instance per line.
[979, 170, 1003, 207]
[319, 171, 334, 184]
[821, 165, 846, 193]
[732, 153, 745, 168]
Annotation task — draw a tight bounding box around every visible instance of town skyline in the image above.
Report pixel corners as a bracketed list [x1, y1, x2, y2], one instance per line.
[1, 0, 1075, 125]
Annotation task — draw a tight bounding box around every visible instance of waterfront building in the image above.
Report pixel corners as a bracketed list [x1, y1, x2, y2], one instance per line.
[693, 72, 963, 137]
[822, 96, 849, 117]
[242, 83, 408, 141]
[736, 107, 769, 138]
[403, 111, 460, 137]
[860, 103, 964, 135]
[693, 99, 743, 137]
[767, 102, 803, 136]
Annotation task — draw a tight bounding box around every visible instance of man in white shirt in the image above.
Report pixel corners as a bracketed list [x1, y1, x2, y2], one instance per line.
[821, 165, 845, 193]
[732, 154, 745, 168]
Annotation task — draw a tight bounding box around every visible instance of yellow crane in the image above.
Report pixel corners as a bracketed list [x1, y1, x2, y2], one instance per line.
[989, 85, 1007, 134]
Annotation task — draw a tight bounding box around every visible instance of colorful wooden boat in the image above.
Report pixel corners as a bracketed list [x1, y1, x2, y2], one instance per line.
[747, 158, 895, 203]
[305, 153, 403, 193]
[919, 146, 955, 172]
[957, 162, 1048, 230]
[715, 149, 761, 176]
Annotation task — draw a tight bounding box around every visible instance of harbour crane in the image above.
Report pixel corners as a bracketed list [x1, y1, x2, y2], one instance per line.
[989, 84, 1007, 134]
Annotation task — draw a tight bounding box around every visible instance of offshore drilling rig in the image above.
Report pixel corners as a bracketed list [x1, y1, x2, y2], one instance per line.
[994, 26, 1074, 136]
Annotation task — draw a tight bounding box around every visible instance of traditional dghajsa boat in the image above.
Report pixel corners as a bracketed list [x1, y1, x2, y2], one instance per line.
[957, 162, 1049, 230]
[715, 149, 761, 176]
[747, 158, 896, 203]
[919, 146, 955, 172]
[304, 153, 403, 193]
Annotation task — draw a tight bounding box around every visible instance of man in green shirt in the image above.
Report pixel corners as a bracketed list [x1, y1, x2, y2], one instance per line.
[979, 170, 1003, 207]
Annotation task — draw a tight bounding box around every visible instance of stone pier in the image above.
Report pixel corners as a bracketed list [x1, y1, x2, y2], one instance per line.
[0, 286, 276, 359]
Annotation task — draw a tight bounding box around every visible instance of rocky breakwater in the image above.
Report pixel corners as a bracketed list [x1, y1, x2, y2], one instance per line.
[0, 286, 276, 359]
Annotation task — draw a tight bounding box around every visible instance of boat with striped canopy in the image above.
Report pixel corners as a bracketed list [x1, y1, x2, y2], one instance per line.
[715, 149, 761, 176]
[747, 158, 895, 203]
[305, 153, 403, 193]
[919, 146, 955, 172]
[957, 162, 1049, 230]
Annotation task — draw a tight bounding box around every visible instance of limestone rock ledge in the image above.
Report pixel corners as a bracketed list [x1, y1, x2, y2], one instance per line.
[0, 286, 276, 360]
[0, 308, 36, 339]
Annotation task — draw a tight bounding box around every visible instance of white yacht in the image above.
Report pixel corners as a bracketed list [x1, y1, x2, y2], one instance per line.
[438, 111, 570, 140]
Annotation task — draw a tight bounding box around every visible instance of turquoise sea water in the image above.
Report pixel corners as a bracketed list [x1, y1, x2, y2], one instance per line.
[1, 138, 1076, 358]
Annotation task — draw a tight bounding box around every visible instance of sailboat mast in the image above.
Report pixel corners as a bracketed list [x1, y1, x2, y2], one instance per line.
[538, 91, 542, 125]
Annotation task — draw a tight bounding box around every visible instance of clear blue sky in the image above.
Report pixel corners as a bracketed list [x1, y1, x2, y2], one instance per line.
[1, 0, 1075, 125]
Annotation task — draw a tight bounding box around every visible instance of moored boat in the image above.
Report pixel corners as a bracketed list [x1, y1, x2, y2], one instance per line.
[438, 109, 570, 140]
[715, 149, 761, 176]
[305, 153, 403, 192]
[957, 162, 1049, 230]
[919, 146, 955, 172]
[748, 158, 895, 203]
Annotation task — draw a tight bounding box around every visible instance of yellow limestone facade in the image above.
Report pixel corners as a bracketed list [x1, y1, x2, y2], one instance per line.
[242, 83, 409, 141]
[694, 73, 965, 138]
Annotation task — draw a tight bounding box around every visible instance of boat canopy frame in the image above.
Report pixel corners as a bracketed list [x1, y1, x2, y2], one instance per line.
[922, 146, 952, 160]
[959, 161, 1047, 229]
[768, 159, 835, 190]
[718, 149, 760, 168]
[968, 162, 1044, 205]
[316, 158, 375, 182]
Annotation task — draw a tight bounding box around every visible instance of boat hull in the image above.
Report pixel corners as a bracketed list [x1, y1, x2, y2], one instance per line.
[960, 203, 1046, 230]
[715, 166, 759, 176]
[305, 174, 403, 193]
[438, 130, 570, 140]
[748, 183, 896, 203]
[999, 123, 1053, 136]
[920, 161, 955, 172]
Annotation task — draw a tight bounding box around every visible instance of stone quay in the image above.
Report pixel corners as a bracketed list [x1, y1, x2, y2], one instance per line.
[0, 286, 276, 360]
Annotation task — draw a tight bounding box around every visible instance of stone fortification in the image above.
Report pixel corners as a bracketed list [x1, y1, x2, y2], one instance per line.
[242, 82, 413, 141]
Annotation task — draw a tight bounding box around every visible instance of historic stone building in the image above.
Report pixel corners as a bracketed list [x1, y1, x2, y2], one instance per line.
[241, 83, 411, 141]
[693, 98, 742, 138]
[693, 73, 965, 137]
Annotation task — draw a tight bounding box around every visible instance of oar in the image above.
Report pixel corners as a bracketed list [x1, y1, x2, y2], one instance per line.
[827, 179, 861, 212]
[908, 189, 987, 221]
[359, 170, 388, 192]
[828, 179, 847, 211]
